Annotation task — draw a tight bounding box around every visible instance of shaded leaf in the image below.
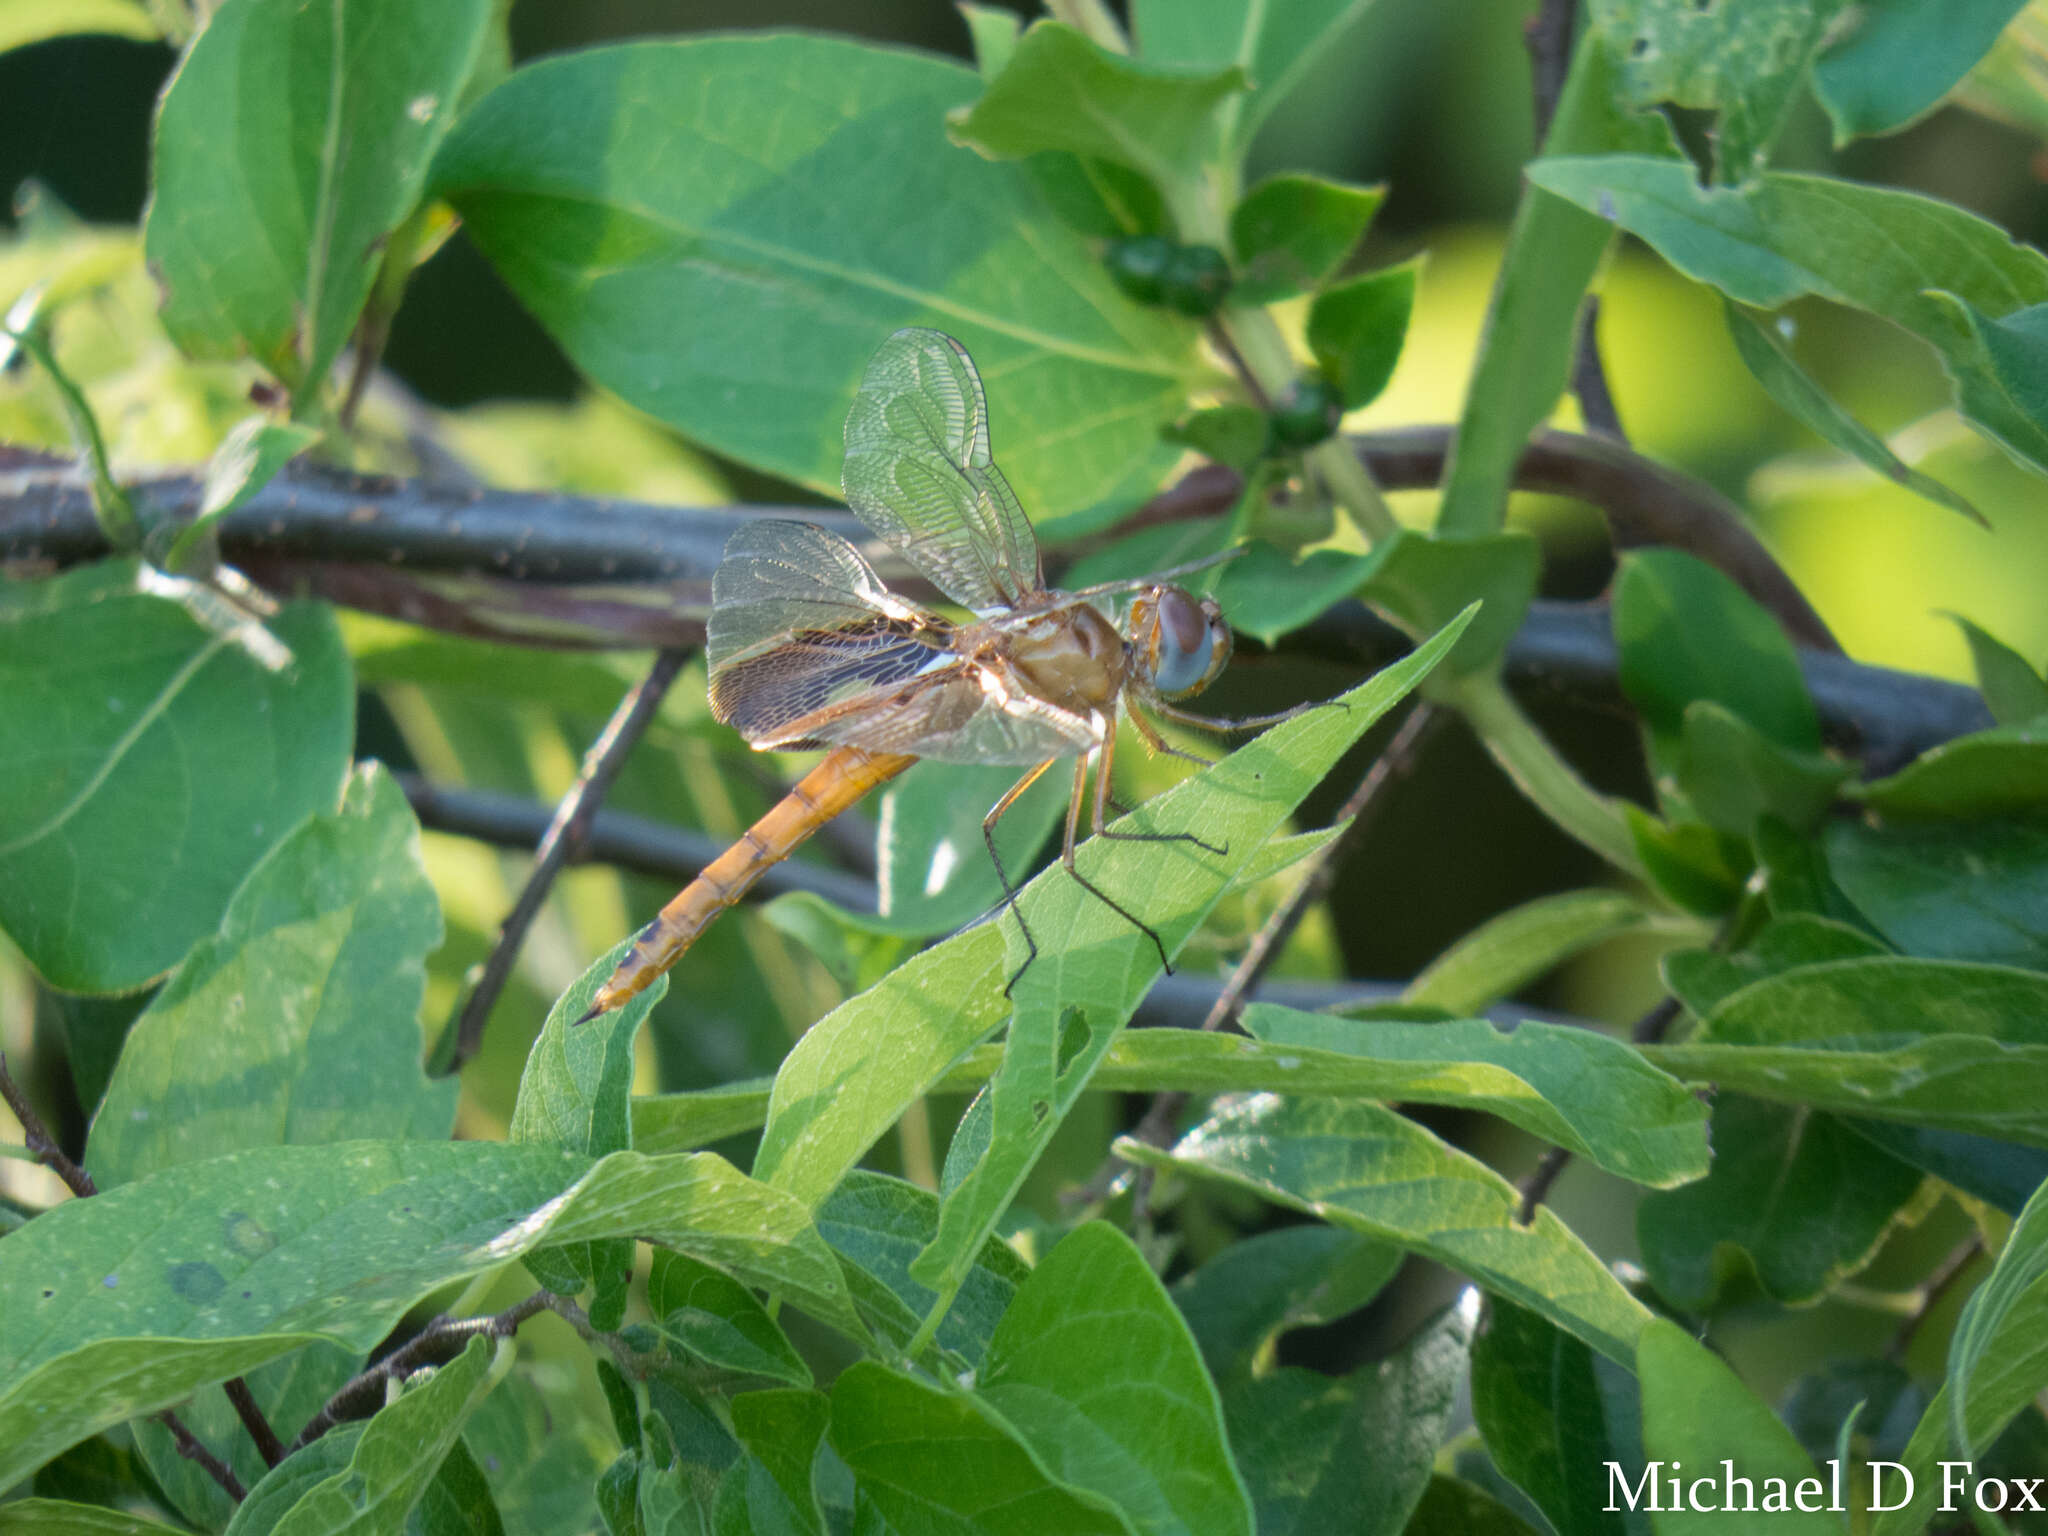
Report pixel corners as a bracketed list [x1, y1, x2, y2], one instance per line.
[1226, 1297, 1473, 1536]
[1636, 1096, 1923, 1308]
[88, 765, 453, 1188]
[1813, 0, 2028, 139]
[1848, 721, 2048, 818]
[148, 0, 490, 395]
[648, 1251, 809, 1388]
[1673, 700, 1850, 836]
[1229, 172, 1383, 305]
[0, 1505, 185, 1536]
[0, 564, 351, 992]
[1472, 1297, 1647, 1536]
[1130, 0, 1383, 150]
[1306, 260, 1418, 409]
[870, 759, 1065, 936]
[0, 1143, 857, 1485]
[1122, 1094, 1653, 1363]
[1401, 1477, 1544, 1536]
[1948, 613, 2048, 725]
[1210, 541, 1380, 646]
[827, 1363, 1127, 1534]
[1947, 1174, 2048, 1455]
[1725, 301, 1985, 523]
[948, 21, 1245, 187]
[1356, 530, 1540, 677]
[1825, 815, 2048, 968]
[432, 36, 1199, 514]
[711, 1389, 827, 1536]
[1172, 1225, 1402, 1391]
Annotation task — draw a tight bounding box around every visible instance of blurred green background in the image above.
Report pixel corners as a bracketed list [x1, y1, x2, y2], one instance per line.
[1, 0, 2039, 1400]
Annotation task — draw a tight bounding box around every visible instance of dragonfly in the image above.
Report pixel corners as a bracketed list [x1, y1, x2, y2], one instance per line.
[579, 326, 1289, 1023]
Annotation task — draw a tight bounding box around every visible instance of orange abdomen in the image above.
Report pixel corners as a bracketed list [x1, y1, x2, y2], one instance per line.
[581, 745, 916, 1021]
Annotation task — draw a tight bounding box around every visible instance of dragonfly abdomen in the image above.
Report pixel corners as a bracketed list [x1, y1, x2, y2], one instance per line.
[577, 745, 917, 1022]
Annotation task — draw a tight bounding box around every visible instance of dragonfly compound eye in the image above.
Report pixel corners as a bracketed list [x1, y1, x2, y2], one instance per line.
[1149, 586, 1226, 697]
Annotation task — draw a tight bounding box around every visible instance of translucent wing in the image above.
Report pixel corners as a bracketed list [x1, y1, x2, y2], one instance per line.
[707, 520, 952, 746]
[841, 328, 1044, 612]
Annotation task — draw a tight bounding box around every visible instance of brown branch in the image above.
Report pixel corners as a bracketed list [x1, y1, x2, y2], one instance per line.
[1888, 1238, 1983, 1362]
[222, 1377, 286, 1469]
[1526, 0, 1578, 144]
[289, 1291, 554, 1454]
[1571, 296, 1628, 444]
[155, 1411, 247, 1501]
[442, 647, 692, 1074]
[0, 1051, 95, 1198]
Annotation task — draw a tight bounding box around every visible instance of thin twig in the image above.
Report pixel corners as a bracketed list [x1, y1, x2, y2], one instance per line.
[221, 1377, 285, 1469]
[1571, 297, 1628, 444]
[1888, 1238, 1983, 1362]
[1114, 703, 1441, 1207]
[1517, 993, 1686, 1222]
[289, 1291, 554, 1454]
[443, 647, 692, 1073]
[1526, 0, 1578, 144]
[1207, 319, 1273, 411]
[155, 1411, 248, 1501]
[0, 1051, 95, 1197]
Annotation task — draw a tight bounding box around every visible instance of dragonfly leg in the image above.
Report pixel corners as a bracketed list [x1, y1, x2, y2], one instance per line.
[1056, 746, 1176, 975]
[1146, 695, 1333, 732]
[1101, 709, 1227, 857]
[1127, 700, 1214, 768]
[988, 758, 1059, 997]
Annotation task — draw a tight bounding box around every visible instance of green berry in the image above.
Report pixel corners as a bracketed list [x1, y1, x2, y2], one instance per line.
[1269, 373, 1343, 448]
[1104, 235, 1175, 305]
[1160, 244, 1233, 317]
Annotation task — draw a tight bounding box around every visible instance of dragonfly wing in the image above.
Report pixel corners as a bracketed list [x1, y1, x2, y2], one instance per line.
[708, 520, 954, 747]
[843, 328, 1043, 612]
[745, 665, 1098, 766]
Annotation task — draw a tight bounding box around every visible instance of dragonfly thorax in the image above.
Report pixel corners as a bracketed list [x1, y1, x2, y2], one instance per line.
[1003, 600, 1126, 716]
[1129, 585, 1231, 699]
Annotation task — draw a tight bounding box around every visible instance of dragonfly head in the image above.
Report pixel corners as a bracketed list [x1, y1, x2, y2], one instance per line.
[1130, 585, 1232, 699]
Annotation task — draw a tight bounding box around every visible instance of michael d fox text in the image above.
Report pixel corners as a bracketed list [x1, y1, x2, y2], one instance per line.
[1606, 1460, 2046, 1517]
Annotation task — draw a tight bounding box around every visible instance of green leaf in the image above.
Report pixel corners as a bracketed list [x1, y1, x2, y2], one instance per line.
[432, 37, 1198, 517]
[1848, 720, 2048, 817]
[1227, 1297, 1472, 1536]
[1471, 1298, 1645, 1536]
[712, 1389, 828, 1536]
[0, 0, 157, 52]
[1587, 0, 1852, 180]
[814, 1172, 1027, 1370]
[1636, 1096, 1923, 1308]
[1625, 806, 1749, 916]
[1947, 1175, 2048, 1456]
[827, 1363, 1129, 1535]
[510, 938, 667, 1330]
[1837, 1121, 2048, 1216]
[86, 766, 453, 1188]
[753, 609, 1471, 1219]
[463, 1371, 610, 1536]
[1437, 31, 1678, 537]
[648, 1251, 810, 1388]
[1614, 548, 1819, 757]
[1242, 1007, 1710, 1186]
[973, 1223, 1250, 1536]
[237, 1336, 508, 1536]
[1527, 155, 2048, 477]
[147, 0, 490, 396]
[1163, 404, 1271, 470]
[1404, 889, 1653, 1014]
[409, 1441, 505, 1536]
[1695, 955, 2048, 1046]
[1121, 1095, 1654, 1364]
[1724, 301, 1985, 524]
[949, 20, 1245, 190]
[0, 564, 352, 992]
[0, 1142, 858, 1486]
[1948, 613, 2048, 725]
[0, 1505, 185, 1536]
[1210, 541, 1380, 646]
[228, 1425, 363, 1536]
[1401, 1477, 1545, 1536]
[1130, 0, 1382, 151]
[634, 1081, 778, 1155]
[1673, 701, 1850, 836]
[958, 1, 1019, 79]
[1825, 816, 2048, 967]
[1306, 260, 1417, 410]
[1172, 1226, 1401, 1390]
[170, 417, 324, 568]
[1634, 1320, 1840, 1533]
[1356, 530, 1540, 677]
[1229, 173, 1383, 305]
[871, 759, 1066, 935]
[1662, 912, 1884, 1014]
[1814, 0, 2028, 140]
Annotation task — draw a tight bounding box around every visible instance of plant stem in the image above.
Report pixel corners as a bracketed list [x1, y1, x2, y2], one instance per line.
[1442, 669, 1644, 876]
